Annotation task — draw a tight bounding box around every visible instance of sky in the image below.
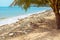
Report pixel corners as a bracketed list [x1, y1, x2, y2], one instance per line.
[0, 0, 13, 7]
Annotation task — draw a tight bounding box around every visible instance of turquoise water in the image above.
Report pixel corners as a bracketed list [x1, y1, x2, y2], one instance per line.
[0, 7, 51, 18]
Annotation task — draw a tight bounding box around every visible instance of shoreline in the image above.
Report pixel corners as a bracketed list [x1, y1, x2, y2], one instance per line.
[0, 10, 51, 26]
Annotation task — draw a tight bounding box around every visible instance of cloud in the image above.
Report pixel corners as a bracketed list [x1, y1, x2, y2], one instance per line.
[0, 0, 14, 7]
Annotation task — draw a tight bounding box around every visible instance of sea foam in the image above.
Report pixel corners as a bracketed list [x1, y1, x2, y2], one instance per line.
[0, 10, 46, 26]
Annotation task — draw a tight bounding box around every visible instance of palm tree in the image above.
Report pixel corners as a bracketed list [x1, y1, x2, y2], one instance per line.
[11, 0, 60, 29]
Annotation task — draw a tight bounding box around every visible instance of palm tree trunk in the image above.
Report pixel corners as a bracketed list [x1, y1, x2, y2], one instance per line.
[53, 3, 60, 29]
[55, 10, 60, 29]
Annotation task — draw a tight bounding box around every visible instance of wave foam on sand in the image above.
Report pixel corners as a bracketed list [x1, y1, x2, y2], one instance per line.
[0, 10, 46, 26]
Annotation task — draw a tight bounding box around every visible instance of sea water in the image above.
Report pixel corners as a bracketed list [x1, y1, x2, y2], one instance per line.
[0, 7, 52, 26]
[0, 7, 51, 18]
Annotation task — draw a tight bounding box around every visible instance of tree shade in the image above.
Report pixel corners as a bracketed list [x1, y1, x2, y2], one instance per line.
[11, 0, 60, 29]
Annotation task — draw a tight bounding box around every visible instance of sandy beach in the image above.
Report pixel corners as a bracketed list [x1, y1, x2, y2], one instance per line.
[0, 10, 60, 40]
